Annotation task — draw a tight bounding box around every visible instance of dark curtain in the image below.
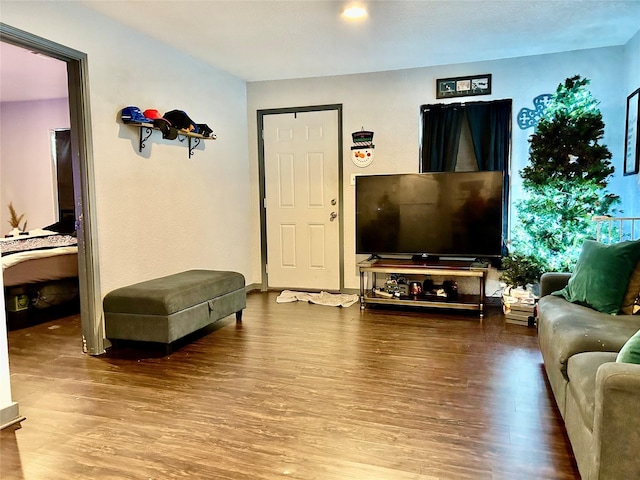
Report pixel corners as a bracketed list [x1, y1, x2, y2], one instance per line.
[420, 99, 512, 257]
[54, 129, 76, 232]
[465, 99, 511, 171]
[465, 99, 512, 255]
[420, 104, 465, 172]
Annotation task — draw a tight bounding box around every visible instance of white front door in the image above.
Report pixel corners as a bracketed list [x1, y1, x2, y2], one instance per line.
[263, 109, 340, 291]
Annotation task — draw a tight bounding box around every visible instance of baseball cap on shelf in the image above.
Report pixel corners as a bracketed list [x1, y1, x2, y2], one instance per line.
[121, 106, 153, 124]
[163, 110, 199, 134]
[143, 109, 178, 140]
[197, 123, 215, 138]
[142, 109, 164, 121]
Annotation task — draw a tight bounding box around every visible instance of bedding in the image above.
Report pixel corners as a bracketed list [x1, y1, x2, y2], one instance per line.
[2, 230, 78, 287]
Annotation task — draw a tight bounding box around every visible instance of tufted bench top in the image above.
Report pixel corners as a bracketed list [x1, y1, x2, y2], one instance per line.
[103, 269, 245, 316]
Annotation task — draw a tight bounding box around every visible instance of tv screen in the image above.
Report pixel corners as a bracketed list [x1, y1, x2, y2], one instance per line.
[355, 171, 504, 259]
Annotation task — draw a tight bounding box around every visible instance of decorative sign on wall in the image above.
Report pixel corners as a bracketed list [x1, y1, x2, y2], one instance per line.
[517, 93, 552, 130]
[436, 74, 491, 99]
[624, 87, 639, 176]
[351, 129, 375, 167]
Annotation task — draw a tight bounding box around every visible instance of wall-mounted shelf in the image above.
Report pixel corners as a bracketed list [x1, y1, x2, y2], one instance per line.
[127, 122, 216, 158]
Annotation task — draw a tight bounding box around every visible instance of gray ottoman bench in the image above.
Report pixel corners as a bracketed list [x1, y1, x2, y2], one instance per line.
[103, 269, 245, 353]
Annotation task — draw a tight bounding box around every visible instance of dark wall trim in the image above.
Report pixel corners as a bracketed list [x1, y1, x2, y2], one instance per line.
[256, 104, 344, 291]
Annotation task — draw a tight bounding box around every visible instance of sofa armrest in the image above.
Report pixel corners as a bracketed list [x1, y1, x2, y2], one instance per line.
[540, 272, 572, 297]
[592, 362, 640, 479]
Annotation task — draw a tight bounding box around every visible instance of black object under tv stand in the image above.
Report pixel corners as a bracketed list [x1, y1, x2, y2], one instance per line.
[357, 257, 489, 317]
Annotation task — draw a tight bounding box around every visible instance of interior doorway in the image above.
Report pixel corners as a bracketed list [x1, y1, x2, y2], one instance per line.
[0, 24, 103, 355]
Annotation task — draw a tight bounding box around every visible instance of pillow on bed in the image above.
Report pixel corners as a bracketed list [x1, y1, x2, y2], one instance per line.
[44, 217, 76, 234]
[0, 229, 56, 242]
[553, 239, 640, 315]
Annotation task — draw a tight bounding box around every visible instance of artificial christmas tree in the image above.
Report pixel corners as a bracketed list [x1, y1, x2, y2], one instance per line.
[504, 75, 619, 282]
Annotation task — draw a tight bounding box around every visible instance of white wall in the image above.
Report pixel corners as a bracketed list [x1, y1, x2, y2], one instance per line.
[622, 30, 640, 217]
[625, 29, 640, 104]
[0, 98, 70, 233]
[248, 44, 637, 291]
[1, 2, 253, 293]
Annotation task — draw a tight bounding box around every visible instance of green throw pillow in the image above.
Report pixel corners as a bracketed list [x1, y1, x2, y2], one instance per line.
[617, 329, 640, 364]
[554, 239, 640, 315]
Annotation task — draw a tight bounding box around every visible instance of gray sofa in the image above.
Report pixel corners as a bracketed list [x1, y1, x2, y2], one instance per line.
[537, 272, 640, 479]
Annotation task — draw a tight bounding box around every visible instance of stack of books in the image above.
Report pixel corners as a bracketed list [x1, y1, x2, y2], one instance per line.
[503, 287, 537, 326]
[503, 301, 536, 325]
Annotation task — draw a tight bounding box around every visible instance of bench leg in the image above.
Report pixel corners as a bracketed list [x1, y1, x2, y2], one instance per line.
[235, 310, 243, 323]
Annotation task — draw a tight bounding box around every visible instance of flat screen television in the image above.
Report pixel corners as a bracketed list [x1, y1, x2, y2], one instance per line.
[355, 171, 505, 259]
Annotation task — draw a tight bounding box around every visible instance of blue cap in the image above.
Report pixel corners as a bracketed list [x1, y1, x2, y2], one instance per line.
[121, 106, 154, 124]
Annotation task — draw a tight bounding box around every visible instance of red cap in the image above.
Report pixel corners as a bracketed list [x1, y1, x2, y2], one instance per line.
[143, 109, 163, 120]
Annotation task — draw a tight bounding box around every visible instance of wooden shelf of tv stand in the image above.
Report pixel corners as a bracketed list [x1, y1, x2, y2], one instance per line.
[358, 258, 489, 317]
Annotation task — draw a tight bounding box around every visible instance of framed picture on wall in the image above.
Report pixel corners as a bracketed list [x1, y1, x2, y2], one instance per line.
[436, 74, 492, 99]
[624, 87, 639, 176]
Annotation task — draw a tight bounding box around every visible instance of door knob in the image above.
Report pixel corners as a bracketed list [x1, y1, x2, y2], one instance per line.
[330, 212, 337, 221]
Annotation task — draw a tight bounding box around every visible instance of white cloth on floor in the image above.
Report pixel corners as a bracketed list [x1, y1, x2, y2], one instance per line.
[276, 290, 359, 308]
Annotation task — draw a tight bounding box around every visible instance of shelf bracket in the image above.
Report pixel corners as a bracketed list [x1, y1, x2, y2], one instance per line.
[188, 136, 201, 158]
[139, 126, 153, 152]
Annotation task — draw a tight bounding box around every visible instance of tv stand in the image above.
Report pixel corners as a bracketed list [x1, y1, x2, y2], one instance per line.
[358, 258, 488, 317]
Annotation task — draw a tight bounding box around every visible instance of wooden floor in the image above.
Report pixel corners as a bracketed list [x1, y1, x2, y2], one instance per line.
[2, 292, 579, 480]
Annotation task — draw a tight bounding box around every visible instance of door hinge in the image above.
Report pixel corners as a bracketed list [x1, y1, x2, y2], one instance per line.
[265, 264, 268, 273]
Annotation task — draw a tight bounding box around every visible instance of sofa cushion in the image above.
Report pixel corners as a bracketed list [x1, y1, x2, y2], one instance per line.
[537, 295, 640, 379]
[567, 351, 618, 432]
[617, 329, 640, 364]
[554, 239, 640, 315]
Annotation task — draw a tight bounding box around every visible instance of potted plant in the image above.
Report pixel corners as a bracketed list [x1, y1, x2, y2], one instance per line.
[500, 252, 545, 293]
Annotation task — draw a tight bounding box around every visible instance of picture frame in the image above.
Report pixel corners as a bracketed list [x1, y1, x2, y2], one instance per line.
[436, 74, 492, 99]
[624, 87, 639, 176]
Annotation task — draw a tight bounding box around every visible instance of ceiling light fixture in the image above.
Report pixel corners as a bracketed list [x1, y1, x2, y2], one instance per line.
[342, 5, 367, 19]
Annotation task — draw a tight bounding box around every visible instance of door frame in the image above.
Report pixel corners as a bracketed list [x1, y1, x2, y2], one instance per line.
[1, 24, 104, 355]
[257, 104, 344, 292]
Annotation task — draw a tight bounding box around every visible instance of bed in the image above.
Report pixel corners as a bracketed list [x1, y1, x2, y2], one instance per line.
[2, 230, 79, 326]
[2, 229, 78, 287]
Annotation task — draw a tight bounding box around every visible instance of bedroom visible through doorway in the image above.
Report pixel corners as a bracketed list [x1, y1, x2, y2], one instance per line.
[0, 25, 103, 355]
[0, 42, 80, 331]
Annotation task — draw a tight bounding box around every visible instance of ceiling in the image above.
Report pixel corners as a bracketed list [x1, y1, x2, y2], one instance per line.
[2, 0, 640, 101]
